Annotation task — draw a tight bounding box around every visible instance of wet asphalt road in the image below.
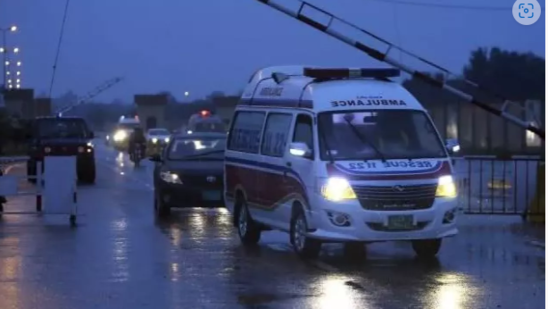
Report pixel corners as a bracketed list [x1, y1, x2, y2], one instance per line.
[0, 141, 544, 309]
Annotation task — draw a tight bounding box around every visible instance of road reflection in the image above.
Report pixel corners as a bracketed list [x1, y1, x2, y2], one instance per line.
[316, 275, 365, 309]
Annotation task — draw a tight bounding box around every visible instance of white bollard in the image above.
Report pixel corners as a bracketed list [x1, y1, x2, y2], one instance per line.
[43, 156, 77, 214]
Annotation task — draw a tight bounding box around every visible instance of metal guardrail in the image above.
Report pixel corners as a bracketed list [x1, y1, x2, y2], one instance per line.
[453, 156, 544, 216]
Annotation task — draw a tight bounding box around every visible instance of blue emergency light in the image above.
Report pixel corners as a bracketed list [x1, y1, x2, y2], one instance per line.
[303, 68, 400, 79]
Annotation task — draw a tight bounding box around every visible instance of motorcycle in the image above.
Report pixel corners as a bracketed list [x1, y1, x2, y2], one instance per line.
[130, 143, 145, 166]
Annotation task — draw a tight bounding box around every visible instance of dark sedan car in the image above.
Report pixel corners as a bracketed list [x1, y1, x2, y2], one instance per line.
[150, 132, 226, 217]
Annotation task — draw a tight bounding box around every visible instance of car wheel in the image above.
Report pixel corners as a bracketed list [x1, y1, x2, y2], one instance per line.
[27, 161, 36, 183]
[155, 189, 170, 217]
[237, 200, 261, 245]
[290, 207, 321, 259]
[412, 239, 442, 259]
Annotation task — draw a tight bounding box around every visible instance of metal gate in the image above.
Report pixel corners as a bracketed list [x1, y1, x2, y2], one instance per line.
[453, 156, 544, 216]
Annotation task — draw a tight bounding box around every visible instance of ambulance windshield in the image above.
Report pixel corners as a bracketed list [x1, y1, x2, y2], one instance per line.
[318, 110, 446, 160]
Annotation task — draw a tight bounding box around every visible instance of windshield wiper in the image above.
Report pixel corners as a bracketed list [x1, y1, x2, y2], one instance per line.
[343, 118, 387, 162]
[180, 149, 225, 160]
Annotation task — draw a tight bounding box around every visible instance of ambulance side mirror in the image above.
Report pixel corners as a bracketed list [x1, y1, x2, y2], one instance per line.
[289, 142, 312, 159]
[445, 138, 460, 155]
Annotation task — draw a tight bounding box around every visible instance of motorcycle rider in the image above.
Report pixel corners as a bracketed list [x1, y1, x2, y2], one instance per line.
[128, 127, 147, 160]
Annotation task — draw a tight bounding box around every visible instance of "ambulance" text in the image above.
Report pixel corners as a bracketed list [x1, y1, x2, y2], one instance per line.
[331, 99, 406, 107]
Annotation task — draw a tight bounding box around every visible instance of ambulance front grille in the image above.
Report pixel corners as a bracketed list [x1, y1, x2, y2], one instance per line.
[352, 184, 437, 211]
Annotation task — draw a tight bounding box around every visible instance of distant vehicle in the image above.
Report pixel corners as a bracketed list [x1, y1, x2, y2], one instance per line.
[146, 128, 171, 153]
[26, 116, 96, 184]
[187, 110, 226, 133]
[149, 132, 226, 217]
[106, 116, 141, 150]
[225, 66, 460, 259]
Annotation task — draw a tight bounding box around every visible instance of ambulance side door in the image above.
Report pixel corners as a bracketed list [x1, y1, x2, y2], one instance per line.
[280, 112, 316, 226]
[257, 111, 295, 228]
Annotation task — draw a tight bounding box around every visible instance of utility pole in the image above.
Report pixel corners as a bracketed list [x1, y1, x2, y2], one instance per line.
[0, 25, 18, 90]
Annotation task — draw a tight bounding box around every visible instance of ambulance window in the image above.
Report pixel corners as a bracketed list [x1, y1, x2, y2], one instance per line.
[293, 114, 314, 154]
[261, 113, 293, 157]
[227, 111, 266, 153]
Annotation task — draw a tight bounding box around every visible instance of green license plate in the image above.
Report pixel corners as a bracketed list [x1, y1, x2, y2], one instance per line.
[202, 190, 221, 201]
[387, 215, 414, 229]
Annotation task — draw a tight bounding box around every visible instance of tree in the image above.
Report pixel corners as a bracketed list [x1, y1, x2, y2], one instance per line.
[463, 47, 545, 101]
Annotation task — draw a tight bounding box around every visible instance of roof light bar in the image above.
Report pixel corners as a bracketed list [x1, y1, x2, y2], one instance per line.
[303, 68, 400, 79]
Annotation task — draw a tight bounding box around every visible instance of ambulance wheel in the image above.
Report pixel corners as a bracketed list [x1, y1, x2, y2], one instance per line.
[69, 215, 77, 226]
[290, 207, 321, 259]
[412, 239, 442, 259]
[237, 200, 261, 245]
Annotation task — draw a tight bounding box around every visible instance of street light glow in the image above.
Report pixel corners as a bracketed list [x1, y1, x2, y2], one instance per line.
[7, 79, 11, 83]
[184, 91, 189, 96]
[16, 61, 21, 66]
[16, 79, 20, 83]
[0, 48, 4, 53]
[13, 47, 19, 53]
[9, 25, 17, 32]
[16, 71, 20, 75]
[8, 84, 12, 89]
[4, 61, 8, 66]
[6, 71, 9, 75]
[16, 84, 20, 89]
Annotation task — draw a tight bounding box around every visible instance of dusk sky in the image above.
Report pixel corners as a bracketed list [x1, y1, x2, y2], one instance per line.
[0, 0, 545, 102]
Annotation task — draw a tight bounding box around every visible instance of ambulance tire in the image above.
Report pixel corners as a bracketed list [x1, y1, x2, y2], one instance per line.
[237, 200, 261, 245]
[412, 239, 442, 259]
[290, 207, 321, 259]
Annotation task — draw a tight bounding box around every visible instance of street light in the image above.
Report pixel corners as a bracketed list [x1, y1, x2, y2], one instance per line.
[184, 91, 189, 97]
[13, 47, 19, 53]
[9, 26, 17, 32]
[15, 84, 20, 89]
[16, 61, 21, 66]
[4, 61, 8, 66]
[0, 48, 3, 53]
[16, 71, 20, 75]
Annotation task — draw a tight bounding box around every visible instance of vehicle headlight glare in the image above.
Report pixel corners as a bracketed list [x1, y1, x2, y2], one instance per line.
[321, 177, 356, 201]
[152, 138, 158, 144]
[164, 137, 170, 143]
[113, 130, 127, 141]
[436, 175, 457, 198]
[160, 171, 182, 184]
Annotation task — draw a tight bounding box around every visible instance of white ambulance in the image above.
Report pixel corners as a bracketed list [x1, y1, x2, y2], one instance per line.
[224, 66, 459, 259]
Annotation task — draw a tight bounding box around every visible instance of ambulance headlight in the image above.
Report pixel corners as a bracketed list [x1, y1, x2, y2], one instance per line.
[164, 137, 170, 143]
[113, 130, 127, 142]
[436, 175, 457, 198]
[152, 138, 158, 144]
[321, 177, 357, 201]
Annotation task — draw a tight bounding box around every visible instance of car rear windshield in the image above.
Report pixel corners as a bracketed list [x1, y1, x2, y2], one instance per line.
[168, 136, 226, 160]
[35, 118, 90, 139]
[148, 129, 169, 135]
[194, 122, 226, 133]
